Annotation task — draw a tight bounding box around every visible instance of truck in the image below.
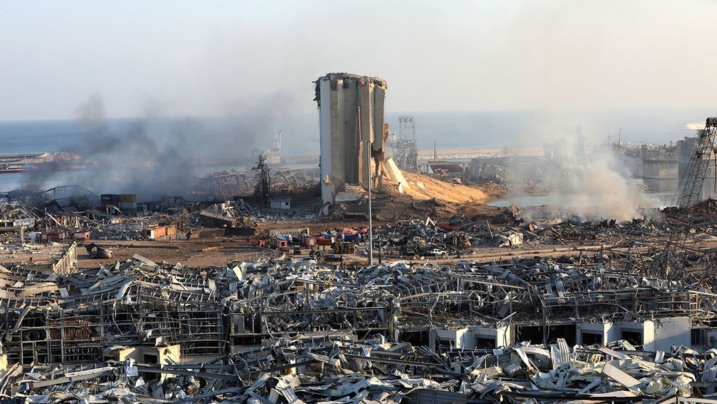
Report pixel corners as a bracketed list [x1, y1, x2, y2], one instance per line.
[421, 248, 447, 257]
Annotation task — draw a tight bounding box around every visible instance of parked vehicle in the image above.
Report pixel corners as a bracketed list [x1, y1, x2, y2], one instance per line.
[423, 248, 447, 257]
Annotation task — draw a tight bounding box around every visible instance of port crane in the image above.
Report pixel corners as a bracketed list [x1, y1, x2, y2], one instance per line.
[676, 117, 717, 207]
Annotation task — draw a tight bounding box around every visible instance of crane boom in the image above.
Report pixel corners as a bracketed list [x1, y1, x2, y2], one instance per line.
[676, 117, 717, 207]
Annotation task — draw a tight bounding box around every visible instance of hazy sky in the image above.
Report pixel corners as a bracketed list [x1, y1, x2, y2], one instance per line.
[1, 0, 716, 121]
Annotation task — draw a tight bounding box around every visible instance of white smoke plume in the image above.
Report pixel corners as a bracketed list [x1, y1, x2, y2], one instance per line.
[509, 120, 663, 222]
[21, 94, 289, 200]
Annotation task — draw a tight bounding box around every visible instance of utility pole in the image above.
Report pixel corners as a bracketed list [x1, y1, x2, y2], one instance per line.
[366, 140, 373, 265]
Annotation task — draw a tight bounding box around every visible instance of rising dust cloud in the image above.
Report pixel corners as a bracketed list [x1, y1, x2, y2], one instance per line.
[509, 121, 663, 222]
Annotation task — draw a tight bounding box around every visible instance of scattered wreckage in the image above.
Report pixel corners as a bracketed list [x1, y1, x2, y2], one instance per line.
[2, 186, 717, 402]
[0, 234, 714, 402]
[84, 242, 112, 259]
[6, 335, 717, 403]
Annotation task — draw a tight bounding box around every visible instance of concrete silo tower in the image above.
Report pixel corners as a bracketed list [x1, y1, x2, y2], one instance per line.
[314, 73, 388, 214]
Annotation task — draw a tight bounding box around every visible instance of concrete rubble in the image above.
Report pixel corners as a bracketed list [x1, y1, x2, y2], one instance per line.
[7, 335, 717, 403]
[0, 197, 262, 243]
[1, 188, 717, 401]
[0, 237, 713, 402]
[191, 168, 319, 198]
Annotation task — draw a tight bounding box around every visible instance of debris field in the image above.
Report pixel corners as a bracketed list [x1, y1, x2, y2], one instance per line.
[2, 186, 717, 403]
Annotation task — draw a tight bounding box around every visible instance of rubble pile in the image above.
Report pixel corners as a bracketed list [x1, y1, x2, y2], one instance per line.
[361, 199, 717, 259]
[199, 200, 256, 228]
[3, 180, 717, 402]
[665, 198, 717, 226]
[272, 168, 321, 188]
[330, 213, 671, 258]
[0, 197, 263, 243]
[0, 243, 712, 401]
[192, 170, 254, 197]
[2, 185, 100, 213]
[0, 205, 37, 230]
[6, 329, 717, 402]
[192, 168, 320, 199]
[511, 217, 666, 246]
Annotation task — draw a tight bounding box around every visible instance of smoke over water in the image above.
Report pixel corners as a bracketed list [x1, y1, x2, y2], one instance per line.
[23, 94, 290, 200]
[508, 119, 663, 222]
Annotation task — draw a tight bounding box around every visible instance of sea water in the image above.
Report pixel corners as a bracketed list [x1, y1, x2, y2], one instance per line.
[0, 108, 711, 193]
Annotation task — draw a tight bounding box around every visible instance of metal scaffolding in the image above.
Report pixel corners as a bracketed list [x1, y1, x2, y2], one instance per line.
[392, 116, 419, 173]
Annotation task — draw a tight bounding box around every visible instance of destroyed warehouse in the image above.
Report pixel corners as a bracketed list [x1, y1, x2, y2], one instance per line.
[1, 81, 717, 403]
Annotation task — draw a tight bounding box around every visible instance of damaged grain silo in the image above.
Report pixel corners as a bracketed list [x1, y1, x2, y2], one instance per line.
[314, 73, 389, 215]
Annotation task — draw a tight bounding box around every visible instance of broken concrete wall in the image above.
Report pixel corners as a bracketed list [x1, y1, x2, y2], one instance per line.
[434, 327, 515, 350]
[383, 157, 410, 192]
[435, 328, 471, 349]
[50, 241, 77, 275]
[653, 317, 691, 352]
[617, 320, 656, 351]
[469, 325, 515, 349]
[577, 321, 617, 346]
[118, 345, 180, 366]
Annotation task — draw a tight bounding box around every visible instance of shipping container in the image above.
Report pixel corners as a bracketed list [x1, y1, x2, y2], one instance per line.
[302, 236, 316, 247]
[44, 232, 66, 242]
[101, 194, 120, 202]
[143, 226, 166, 239]
[117, 201, 137, 209]
[72, 231, 90, 241]
[271, 238, 288, 248]
[119, 194, 137, 202]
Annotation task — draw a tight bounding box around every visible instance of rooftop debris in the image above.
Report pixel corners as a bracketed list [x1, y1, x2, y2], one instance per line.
[0, 237, 713, 402]
[2, 184, 717, 401]
[7, 335, 717, 403]
[192, 168, 320, 198]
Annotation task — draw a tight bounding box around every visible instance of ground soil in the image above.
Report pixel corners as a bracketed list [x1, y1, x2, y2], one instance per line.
[65, 171, 510, 269]
[0, 171, 526, 270]
[74, 238, 269, 269]
[6, 218, 717, 272]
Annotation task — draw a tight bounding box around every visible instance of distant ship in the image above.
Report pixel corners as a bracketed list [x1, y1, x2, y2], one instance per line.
[427, 140, 464, 174]
[0, 164, 38, 173]
[253, 130, 282, 167]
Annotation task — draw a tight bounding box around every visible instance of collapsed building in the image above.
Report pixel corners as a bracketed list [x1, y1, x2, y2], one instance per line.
[3, 233, 717, 401]
[1, 181, 717, 400]
[0, 242, 714, 358]
[3, 107, 717, 400]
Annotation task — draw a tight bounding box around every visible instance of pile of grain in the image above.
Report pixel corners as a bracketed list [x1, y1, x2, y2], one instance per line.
[397, 172, 488, 204]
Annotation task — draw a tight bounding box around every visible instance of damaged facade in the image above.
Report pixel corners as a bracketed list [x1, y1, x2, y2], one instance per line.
[315, 73, 389, 215]
[4, 108, 717, 402]
[2, 193, 717, 401]
[3, 240, 717, 402]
